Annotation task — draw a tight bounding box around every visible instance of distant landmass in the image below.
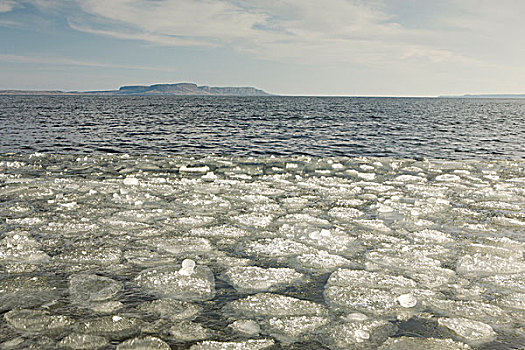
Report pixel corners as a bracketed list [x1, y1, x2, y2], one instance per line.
[0, 83, 271, 96]
[439, 94, 525, 99]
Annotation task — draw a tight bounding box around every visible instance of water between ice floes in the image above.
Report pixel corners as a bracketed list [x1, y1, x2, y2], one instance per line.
[0, 154, 524, 349]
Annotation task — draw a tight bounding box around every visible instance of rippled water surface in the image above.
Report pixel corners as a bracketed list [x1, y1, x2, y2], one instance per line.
[0, 97, 524, 349]
[0, 96, 524, 158]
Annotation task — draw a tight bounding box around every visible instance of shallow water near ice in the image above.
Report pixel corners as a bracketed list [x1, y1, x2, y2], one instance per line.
[0, 153, 524, 349]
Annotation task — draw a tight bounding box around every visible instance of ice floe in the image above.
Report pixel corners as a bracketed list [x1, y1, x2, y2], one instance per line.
[438, 317, 496, 346]
[1, 154, 524, 349]
[58, 333, 109, 349]
[116, 336, 170, 350]
[229, 319, 261, 335]
[135, 262, 215, 301]
[190, 339, 275, 350]
[4, 308, 73, 334]
[224, 293, 327, 317]
[260, 315, 330, 343]
[169, 321, 213, 341]
[77, 315, 140, 339]
[222, 266, 304, 293]
[378, 336, 472, 349]
[322, 319, 397, 349]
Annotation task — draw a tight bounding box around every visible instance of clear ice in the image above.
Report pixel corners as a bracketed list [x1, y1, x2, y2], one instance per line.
[0, 154, 524, 349]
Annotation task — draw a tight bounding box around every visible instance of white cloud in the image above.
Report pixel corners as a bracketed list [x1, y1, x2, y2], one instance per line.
[0, 53, 178, 72]
[68, 0, 517, 69]
[0, 19, 21, 27]
[66, 0, 403, 63]
[0, 0, 19, 12]
[10, 0, 525, 83]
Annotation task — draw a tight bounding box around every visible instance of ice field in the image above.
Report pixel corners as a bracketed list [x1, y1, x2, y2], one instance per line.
[0, 154, 524, 349]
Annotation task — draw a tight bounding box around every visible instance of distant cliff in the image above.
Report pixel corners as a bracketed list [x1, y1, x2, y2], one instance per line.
[0, 83, 271, 96]
[113, 83, 270, 96]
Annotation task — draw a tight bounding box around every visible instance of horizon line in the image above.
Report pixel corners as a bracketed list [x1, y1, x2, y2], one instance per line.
[1, 87, 525, 99]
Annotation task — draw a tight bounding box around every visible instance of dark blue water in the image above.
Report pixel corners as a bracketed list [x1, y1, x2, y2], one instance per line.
[1, 96, 524, 158]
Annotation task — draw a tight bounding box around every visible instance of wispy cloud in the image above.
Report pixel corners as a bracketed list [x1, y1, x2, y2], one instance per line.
[400, 47, 490, 67]
[0, 53, 178, 72]
[0, 0, 20, 13]
[0, 18, 21, 27]
[63, 0, 504, 67]
[67, 19, 216, 47]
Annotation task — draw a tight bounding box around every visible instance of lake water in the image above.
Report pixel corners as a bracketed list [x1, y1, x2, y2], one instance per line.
[1, 96, 524, 158]
[0, 96, 524, 349]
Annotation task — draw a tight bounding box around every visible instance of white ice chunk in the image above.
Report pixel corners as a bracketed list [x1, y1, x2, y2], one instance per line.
[202, 172, 218, 181]
[438, 317, 496, 346]
[428, 299, 509, 326]
[322, 319, 396, 349]
[190, 339, 275, 350]
[0, 231, 49, 265]
[180, 165, 210, 173]
[179, 259, 196, 276]
[229, 319, 260, 335]
[223, 266, 304, 293]
[4, 309, 73, 334]
[378, 336, 472, 349]
[243, 238, 314, 260]
[169, 321, 213, 341]
[261, 316, 329, 343]
[377, 204, 394, 213]
[324, 269, 422, 316]
[457, 253, 525, 276]
[137, 299, 201, 321]
[189, 225, 250, 238]
[53, 242, 121, 266]
[297, 227, 359, 255]
[358, 172, 376, 180]
[116, 336, 170, 350]
[342, 313, 369, 321]
[232, 213, 274, 228]
[90, 301, 123, 314]
[224, 293, 327, 317]
[328, 207, 363, 221]
[58, 333, 109, 349]
[77, 315, 140, 338]
[152, 237, 214, 255]
[354, 219, 392, 233]
[327, 269, 417, 291]
[435, 174, 461, 182]
[397, 294, 417, 308]
[0, 337, 25, 349]
[395, 175, 427, 182]
[123, 177, 139, 186]
[410, 229, 454, 244]
[135, 263, 215, 301]
[69, 274, 122, 303]
[293, 250, 352, 273]
[0, 275, 62, 311]
[496, 292, 525, 311]
[472, 201, 521, 211]
[492, 216, 525, 227]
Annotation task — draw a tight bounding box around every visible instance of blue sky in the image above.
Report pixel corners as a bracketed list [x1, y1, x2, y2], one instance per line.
[1, 0, 524, 96]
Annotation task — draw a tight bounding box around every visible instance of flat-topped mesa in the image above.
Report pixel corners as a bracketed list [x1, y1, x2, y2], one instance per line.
[0, 83, 272, 95]
[118, 85, 151, 94]
[116, 83, 270, 96]
[199, 85, 269, 96]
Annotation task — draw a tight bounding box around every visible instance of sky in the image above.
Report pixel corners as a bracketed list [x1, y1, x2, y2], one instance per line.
[0, 0, 524, 96]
